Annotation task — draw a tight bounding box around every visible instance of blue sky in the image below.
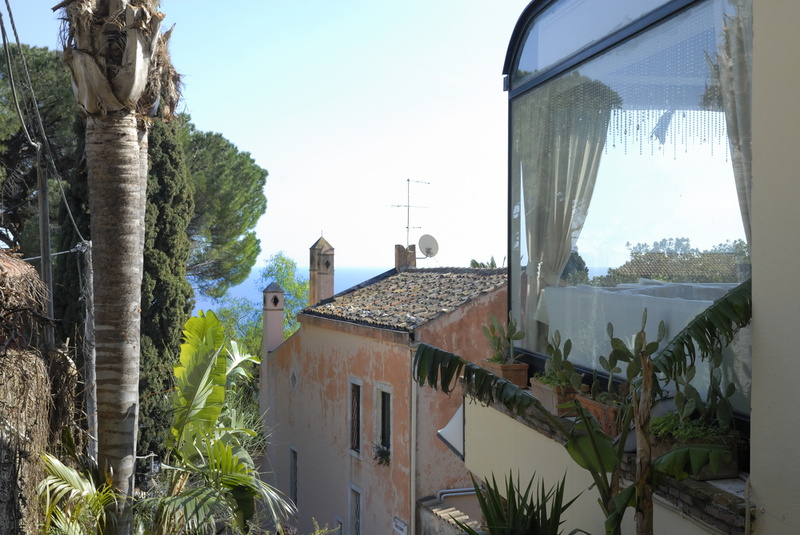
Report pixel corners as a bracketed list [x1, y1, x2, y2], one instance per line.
[9, 1, 531, 270]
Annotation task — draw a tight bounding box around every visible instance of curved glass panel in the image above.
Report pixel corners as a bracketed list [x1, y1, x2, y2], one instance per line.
[509, 0, 752, 413]
[512, 0, 671, 89]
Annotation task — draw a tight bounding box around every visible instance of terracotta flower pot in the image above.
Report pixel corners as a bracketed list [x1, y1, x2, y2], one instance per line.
[483, 360, 529, 388]
[528, 376, 577, 415]
[576, 396, 621, 437]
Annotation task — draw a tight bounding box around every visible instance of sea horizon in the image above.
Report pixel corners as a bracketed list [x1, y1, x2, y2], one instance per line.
[193, 266, 392, 312]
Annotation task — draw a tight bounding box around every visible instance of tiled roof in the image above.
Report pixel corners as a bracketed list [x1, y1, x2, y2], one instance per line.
[302, 268, 507, 332]
[614, 252, 738, 282]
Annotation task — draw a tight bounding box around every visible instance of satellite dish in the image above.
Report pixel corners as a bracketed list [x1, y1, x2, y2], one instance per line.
[418, 234, 439, 258]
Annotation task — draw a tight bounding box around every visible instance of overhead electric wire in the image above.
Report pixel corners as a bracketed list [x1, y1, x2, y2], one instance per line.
[1, 0, 86, 243]
[23, 245, 82, 262]
[0, 15, 34, 146]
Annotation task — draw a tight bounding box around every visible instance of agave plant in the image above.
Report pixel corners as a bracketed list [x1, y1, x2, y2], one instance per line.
[453, 472, 581, 535]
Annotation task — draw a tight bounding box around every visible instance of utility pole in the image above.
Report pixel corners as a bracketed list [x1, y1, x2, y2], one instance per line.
[36, 150, 55, 351]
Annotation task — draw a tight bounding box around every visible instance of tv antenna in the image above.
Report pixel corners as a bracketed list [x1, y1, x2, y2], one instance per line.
[391, 178, 429, 247]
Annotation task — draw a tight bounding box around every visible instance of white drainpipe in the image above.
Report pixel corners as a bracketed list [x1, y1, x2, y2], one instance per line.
[410, 345, 418, 535]
[436, 488, 477, 502]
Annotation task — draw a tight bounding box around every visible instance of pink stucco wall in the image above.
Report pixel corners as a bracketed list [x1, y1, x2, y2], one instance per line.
[415, 285, 508, 500]
[263, 284, 507, 534]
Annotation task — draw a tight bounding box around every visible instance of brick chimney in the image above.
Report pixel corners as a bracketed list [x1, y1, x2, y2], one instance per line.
[395, 244, 416, 271]
[309, 237, 334, 305]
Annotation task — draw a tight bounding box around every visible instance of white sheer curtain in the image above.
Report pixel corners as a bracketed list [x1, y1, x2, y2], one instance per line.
[717, 0, 753, 246]
[716, 0, 753, 413]
[512, 74, 620, 350]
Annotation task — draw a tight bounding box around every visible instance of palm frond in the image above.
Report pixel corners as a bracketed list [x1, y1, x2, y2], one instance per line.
[39, 454, 117, 535]
[226, 340, 260, 383]
[143, 486, 223, 533]
[413, 343, 539, 416]
[206, 438, 296, 530]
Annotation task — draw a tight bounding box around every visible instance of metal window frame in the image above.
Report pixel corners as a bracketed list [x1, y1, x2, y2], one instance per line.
[289, 445, 298, 506]
[349, 484, 362, 535]
[380, 390, 391, 449]
[350, 382, 361, 453]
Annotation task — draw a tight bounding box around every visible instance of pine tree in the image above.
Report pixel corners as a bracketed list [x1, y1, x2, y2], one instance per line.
[181, 120, 267, 298]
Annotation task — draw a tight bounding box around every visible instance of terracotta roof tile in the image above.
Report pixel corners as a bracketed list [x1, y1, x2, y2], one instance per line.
[615, 252, 738, 281]
[303, 268, 507, 332]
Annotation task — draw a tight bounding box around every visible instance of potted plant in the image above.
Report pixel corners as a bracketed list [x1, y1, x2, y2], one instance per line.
[650, 412, 739, 481]
[578, 370, 629, 438]
[482, 313, 529, 388]
[649, 355, 740, 480]
[372, 443, 391, 467]
[528, 331, 583, 415]
[575, 322, 637, 437]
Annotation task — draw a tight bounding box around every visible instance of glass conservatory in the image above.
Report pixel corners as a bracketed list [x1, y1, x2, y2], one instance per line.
[505, 0, 752, 414]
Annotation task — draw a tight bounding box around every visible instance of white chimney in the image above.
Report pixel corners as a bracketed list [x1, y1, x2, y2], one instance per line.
[260, 281, 284, 434]
[262, 282, 284, 355]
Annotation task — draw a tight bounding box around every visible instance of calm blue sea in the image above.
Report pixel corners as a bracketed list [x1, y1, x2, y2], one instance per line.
[193, 266, 392, 313]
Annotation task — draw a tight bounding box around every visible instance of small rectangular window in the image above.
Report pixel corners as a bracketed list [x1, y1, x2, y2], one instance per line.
[289, 447, 298, 506]
[350, 383, 361, 452]
[380, 391, 391, 449]
[350, 486, 361, 535]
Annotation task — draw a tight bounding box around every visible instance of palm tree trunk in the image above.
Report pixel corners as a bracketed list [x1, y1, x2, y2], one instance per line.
[61, 2, 177, 532]
[85, 110, 147, 530]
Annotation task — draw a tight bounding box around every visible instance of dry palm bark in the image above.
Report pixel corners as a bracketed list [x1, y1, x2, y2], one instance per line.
[57, 1, 179, 532]
[0, 251, 63, 535]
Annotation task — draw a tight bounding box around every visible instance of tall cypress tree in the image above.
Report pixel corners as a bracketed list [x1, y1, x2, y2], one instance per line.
[137, 117, 194, 466]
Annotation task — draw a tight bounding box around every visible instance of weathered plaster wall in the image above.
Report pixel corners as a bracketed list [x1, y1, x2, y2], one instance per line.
[418, 285, 509, 365]
[264, 283, 507, 535]
[414, 286, 509, 499]
[267, 317, 413, 534]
